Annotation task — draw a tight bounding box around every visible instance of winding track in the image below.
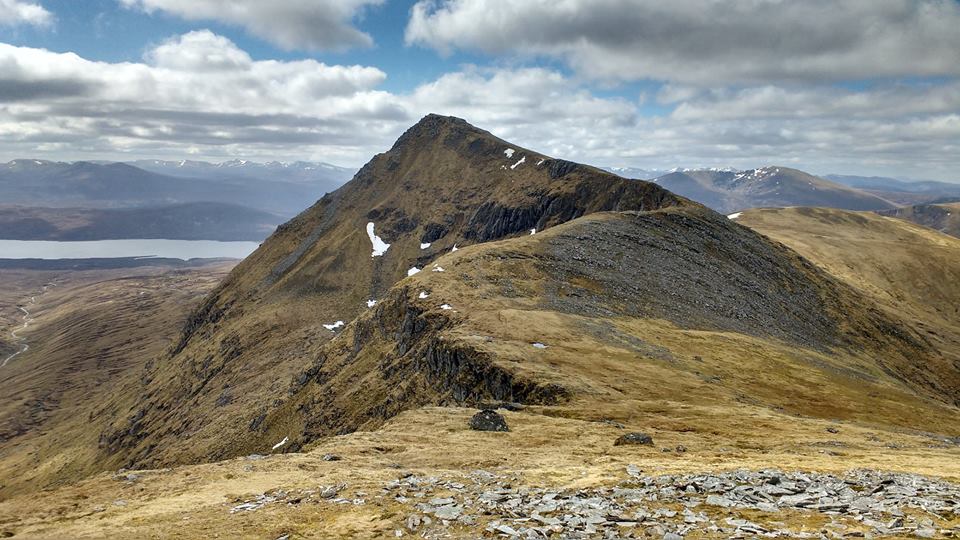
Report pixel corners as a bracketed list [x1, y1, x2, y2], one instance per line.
[1, 283, 54, 368]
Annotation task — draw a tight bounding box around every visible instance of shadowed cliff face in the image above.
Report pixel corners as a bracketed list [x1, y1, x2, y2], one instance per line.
[97, 114, 694, 468]
[879, 202, 960, 239]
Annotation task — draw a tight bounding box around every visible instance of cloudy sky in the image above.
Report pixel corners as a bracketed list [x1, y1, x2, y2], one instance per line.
[1, 0, 958, 180]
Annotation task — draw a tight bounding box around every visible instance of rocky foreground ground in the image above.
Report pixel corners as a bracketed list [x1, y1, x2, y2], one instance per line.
[227, 462, 960, 539]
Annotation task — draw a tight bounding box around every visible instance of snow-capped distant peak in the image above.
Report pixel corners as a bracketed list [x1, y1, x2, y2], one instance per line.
[733, 167, 780, 182]
[8, 159, 54, 167]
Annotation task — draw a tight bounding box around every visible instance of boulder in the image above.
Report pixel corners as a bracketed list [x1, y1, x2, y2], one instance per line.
[469, 409, 509, 432]
[614, 432, 654, 446]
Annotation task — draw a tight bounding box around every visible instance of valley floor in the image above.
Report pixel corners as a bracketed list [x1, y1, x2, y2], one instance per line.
[0, 262, 236, 499]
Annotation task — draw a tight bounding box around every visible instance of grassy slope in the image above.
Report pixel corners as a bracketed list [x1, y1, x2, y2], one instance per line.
[0, 264, 234, 498]
[735, 207, 960, 352]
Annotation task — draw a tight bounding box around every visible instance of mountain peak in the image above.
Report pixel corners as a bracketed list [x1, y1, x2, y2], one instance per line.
[390, 113, 486, 151]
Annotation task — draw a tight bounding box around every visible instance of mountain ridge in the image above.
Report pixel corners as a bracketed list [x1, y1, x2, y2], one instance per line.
[85, 115, 959, 477]
[92, 113, 701, 468]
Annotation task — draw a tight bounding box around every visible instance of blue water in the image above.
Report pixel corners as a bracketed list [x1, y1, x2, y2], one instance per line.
[0, 239, 259, 260]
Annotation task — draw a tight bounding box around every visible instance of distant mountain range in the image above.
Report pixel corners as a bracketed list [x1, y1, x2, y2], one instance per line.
[634, 166, 896, 214]
[0, 159, 356, 242]
[602, 167, 960, 214]
[825, 174, 960, 194]
[5, 157, 959, 243]
[0, 202, 281, 242]
[825, 174, 960, 206]
[1, 159, 355, 215]
[128, 159, 354, 184]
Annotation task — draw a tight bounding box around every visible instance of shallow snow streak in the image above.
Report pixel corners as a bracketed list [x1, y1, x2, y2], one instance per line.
[366, 222, 390, 257]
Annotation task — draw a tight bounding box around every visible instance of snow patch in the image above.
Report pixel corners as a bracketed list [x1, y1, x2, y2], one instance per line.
[366, 222, 390, 257]
[418, 291, 430, 299]
[407, 267, 421, 276]
[440, 304, 453, 310]
[420, 242, 431, 249]
[272, 437, 288, 450]
[504, 148, 515, 158]
[432, 266, 445, 272]
[529, 228, 537, 235]
[451, 244, 459, 252]
[510, 156, 526, 170]
[532, 342, 547, 349]
[536, 159, 545, 166]
[323, 321, 344, 331]
[733, 167, 777, 183]
[366, 300, 377, 308]
[727, 212, 742, 220]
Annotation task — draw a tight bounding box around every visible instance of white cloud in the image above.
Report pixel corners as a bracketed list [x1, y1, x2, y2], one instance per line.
[120, 0, 383, 51]
[669, 83, 960, 122]
[405, 68, 960, 180]
[0, 0, 52, 27]
[406, 67, 639, 159]
[0, 31, 402, 163]
[406, 0, 960, 85]
[0, 31, 958, 181]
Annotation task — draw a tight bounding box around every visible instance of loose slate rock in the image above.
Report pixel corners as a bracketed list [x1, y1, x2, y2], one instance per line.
[614, 432, 654, 446]
[469, 409, 509, 432]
